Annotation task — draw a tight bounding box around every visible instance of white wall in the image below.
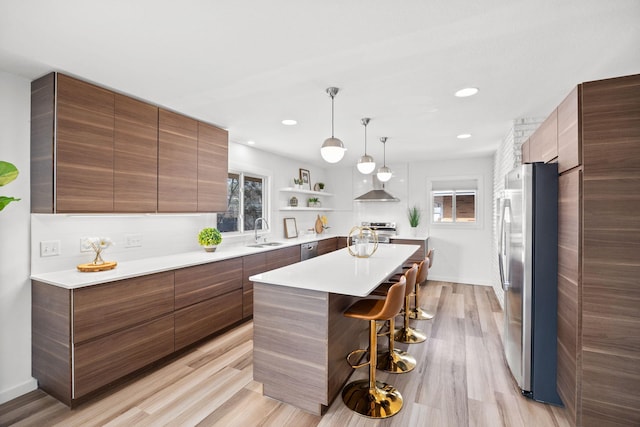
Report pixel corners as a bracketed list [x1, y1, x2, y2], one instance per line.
[0, 71, 37, 403]
[409, 157, 495, 286]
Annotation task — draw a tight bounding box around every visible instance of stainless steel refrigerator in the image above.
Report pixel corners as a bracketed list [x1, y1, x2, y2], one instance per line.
[498, 162, 562, 405]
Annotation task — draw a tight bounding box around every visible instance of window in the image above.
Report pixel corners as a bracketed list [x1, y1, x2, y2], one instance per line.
[432, 190, 477, 223]
[217, 172, 267, 233]
[430, 176, 480, 225]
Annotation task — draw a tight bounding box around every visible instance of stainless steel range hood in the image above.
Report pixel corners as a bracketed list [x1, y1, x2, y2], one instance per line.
[354, 176, 399, 202]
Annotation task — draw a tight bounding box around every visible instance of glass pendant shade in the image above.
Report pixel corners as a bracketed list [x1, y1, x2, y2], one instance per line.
[357, 155, 376, 174]
[321, 87, 345, 164]
[356, 117, 375, 174]
[377, 166, 392, 182]
[321, 137, 346, 163]
[376, 136, 392, 182]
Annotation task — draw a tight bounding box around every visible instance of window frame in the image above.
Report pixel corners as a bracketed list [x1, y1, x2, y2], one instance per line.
[217, 169, 270, 236]
[428, 175, 483, 229]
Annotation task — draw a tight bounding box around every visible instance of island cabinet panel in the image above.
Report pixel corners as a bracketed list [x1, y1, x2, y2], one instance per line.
[174, 258, 243, 310]
[336, 236, 348, 249]
[530, 109, 558, 163]
[197, 122, 228, 212]
[557, 86, 581, 173]
[158, 109, 198, 212]
[74, 314, 174, 399]
[56, 74, 115, 212]
[265, 245, 301, 270]
[317, 237, 338, 256]
[73, 272, 175, 343]
[390, 238, 427, 263]
[114, 94, 158, 212]
[242, 252, 267, 318]
[174, 289, 243, 350]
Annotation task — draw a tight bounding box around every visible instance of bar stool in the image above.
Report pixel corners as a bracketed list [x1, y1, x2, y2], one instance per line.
[408, 256, 434, 320]
[370, 265, 418, 373]
[342, 278, 406, 419]
[394, 263, 427, 344]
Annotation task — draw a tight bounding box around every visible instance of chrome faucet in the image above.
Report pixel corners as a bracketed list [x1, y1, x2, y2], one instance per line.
[254, 217, 269, 243]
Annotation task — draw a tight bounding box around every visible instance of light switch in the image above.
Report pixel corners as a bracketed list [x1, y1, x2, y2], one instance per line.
[40, 240, 60, 257]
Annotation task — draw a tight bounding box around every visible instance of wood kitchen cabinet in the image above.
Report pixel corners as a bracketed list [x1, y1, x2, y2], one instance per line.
[540, 74, 640, 426]
[174, 259, 243, 350]
[265, 245, 301, 270]
[158, 109, 199, 212]
[114, 94, 158, 212]
[317, 237, 338, 256]
[521, 138, 531, 164]
[390, 238, 428, 263]
[529, 108, 558, 163]
[32, 272, 175, 405]
[31, 72, 228, 214]
[197, 122, 229, 212]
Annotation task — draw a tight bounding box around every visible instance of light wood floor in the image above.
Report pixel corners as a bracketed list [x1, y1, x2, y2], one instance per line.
[0, 281, 571, 427]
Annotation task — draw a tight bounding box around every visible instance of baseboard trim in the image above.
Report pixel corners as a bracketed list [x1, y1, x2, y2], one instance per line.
[428, 274, 493, 287]
[0, 378, 38, 405]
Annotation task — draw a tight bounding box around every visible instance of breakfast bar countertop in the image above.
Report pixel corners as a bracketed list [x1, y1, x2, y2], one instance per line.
[249, 243, 419, 297]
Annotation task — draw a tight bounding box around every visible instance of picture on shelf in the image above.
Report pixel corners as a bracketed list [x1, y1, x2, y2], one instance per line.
[299, 168, 311, 190]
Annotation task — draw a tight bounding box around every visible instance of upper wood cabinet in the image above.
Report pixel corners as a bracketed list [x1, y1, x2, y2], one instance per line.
[114, 94, 158, 212]
[158, 109, 199, 212]
[557, 86, 581, 173]
[197, 122, 228, 212]
[31, 72, 228, 214]
[521, 138, 531, 164]
[530, 109, 558, 163]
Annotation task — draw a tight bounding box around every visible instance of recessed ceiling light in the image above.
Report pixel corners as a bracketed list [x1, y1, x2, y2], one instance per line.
[457, 133, 472, 139]
[282, 119, 297, 126]
[247, 140, 256, 145]
[455, 87, 479, 97]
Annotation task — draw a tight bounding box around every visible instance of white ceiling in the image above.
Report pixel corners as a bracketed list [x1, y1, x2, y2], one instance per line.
[1, 0, 639, 167]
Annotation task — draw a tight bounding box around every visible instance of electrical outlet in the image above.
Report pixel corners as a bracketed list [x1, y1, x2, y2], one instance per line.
[40, 240, 60, 257]
[80, 237, 94, 252]
[125, 233, 143, 248]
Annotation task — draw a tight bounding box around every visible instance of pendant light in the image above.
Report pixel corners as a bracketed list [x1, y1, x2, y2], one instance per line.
[320, 87, 346, 163]
[356, 118, 376, 174]
[376, 137, 392, 182]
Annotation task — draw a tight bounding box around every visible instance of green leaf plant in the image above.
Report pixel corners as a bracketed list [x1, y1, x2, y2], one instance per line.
[0, 161, 20, 212]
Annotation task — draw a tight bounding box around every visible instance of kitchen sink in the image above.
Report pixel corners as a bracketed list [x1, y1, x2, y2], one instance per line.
[246, 242, 285, 248]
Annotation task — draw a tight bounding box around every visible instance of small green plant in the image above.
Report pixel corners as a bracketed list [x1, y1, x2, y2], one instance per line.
[0, 161, 20, 212]
[408, 205, 421, 227]
[198, 227, 222, 246]
[293, 178, 303, 186]
[308, 197, 319, 204]
[317, 182, 325, 190]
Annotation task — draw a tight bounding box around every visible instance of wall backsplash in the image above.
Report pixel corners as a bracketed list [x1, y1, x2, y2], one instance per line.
[31, 213, 216, 274]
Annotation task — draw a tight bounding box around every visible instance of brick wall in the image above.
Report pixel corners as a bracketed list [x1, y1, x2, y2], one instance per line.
[491, 117, 544, 307]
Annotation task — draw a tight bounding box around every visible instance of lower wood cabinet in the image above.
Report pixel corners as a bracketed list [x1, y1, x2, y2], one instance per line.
[74, 315, 174, 398]
[317, 237, 338, 256]
[390, 238, 428, 263]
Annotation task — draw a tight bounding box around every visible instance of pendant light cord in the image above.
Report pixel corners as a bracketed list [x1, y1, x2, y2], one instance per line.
[331, 95, 335, 138]
[364, 122, 368, 154]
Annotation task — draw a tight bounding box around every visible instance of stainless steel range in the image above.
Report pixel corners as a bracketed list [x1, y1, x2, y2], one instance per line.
[361, 221, 397, 243]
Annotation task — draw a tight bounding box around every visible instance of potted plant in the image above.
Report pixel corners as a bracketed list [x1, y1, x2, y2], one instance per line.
[293, 178, 303, 189]
[314, 182, 325, 191]
[408, 205, 421, 236]
[307, 197, 320, 208]
[0, 161, 20, 212]
[198, 227, 222, 252]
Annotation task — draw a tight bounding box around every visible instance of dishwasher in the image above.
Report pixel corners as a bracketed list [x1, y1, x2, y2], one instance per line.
[300, 241, 318, 260]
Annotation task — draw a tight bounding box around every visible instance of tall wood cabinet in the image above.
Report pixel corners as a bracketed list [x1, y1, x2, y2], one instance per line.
[31, 72, 228, 213]
[523, 74, 640, 426]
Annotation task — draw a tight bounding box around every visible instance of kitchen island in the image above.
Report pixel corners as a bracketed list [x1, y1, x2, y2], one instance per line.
[250, 243, 418, 415]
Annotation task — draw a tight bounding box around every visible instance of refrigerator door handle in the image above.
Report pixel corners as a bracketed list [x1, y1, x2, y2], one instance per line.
[498, 199, 511, 292]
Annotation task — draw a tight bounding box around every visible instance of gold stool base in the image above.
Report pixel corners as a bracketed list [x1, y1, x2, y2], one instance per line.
[342, 380, 403, 418]
[394, 327, 427, 344]
[377, 349, 416, 373]
[408, 307, 434, 320]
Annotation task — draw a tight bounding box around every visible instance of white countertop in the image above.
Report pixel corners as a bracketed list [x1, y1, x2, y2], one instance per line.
[249, 243, 419, 297]
[30, 233, 339, 289]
